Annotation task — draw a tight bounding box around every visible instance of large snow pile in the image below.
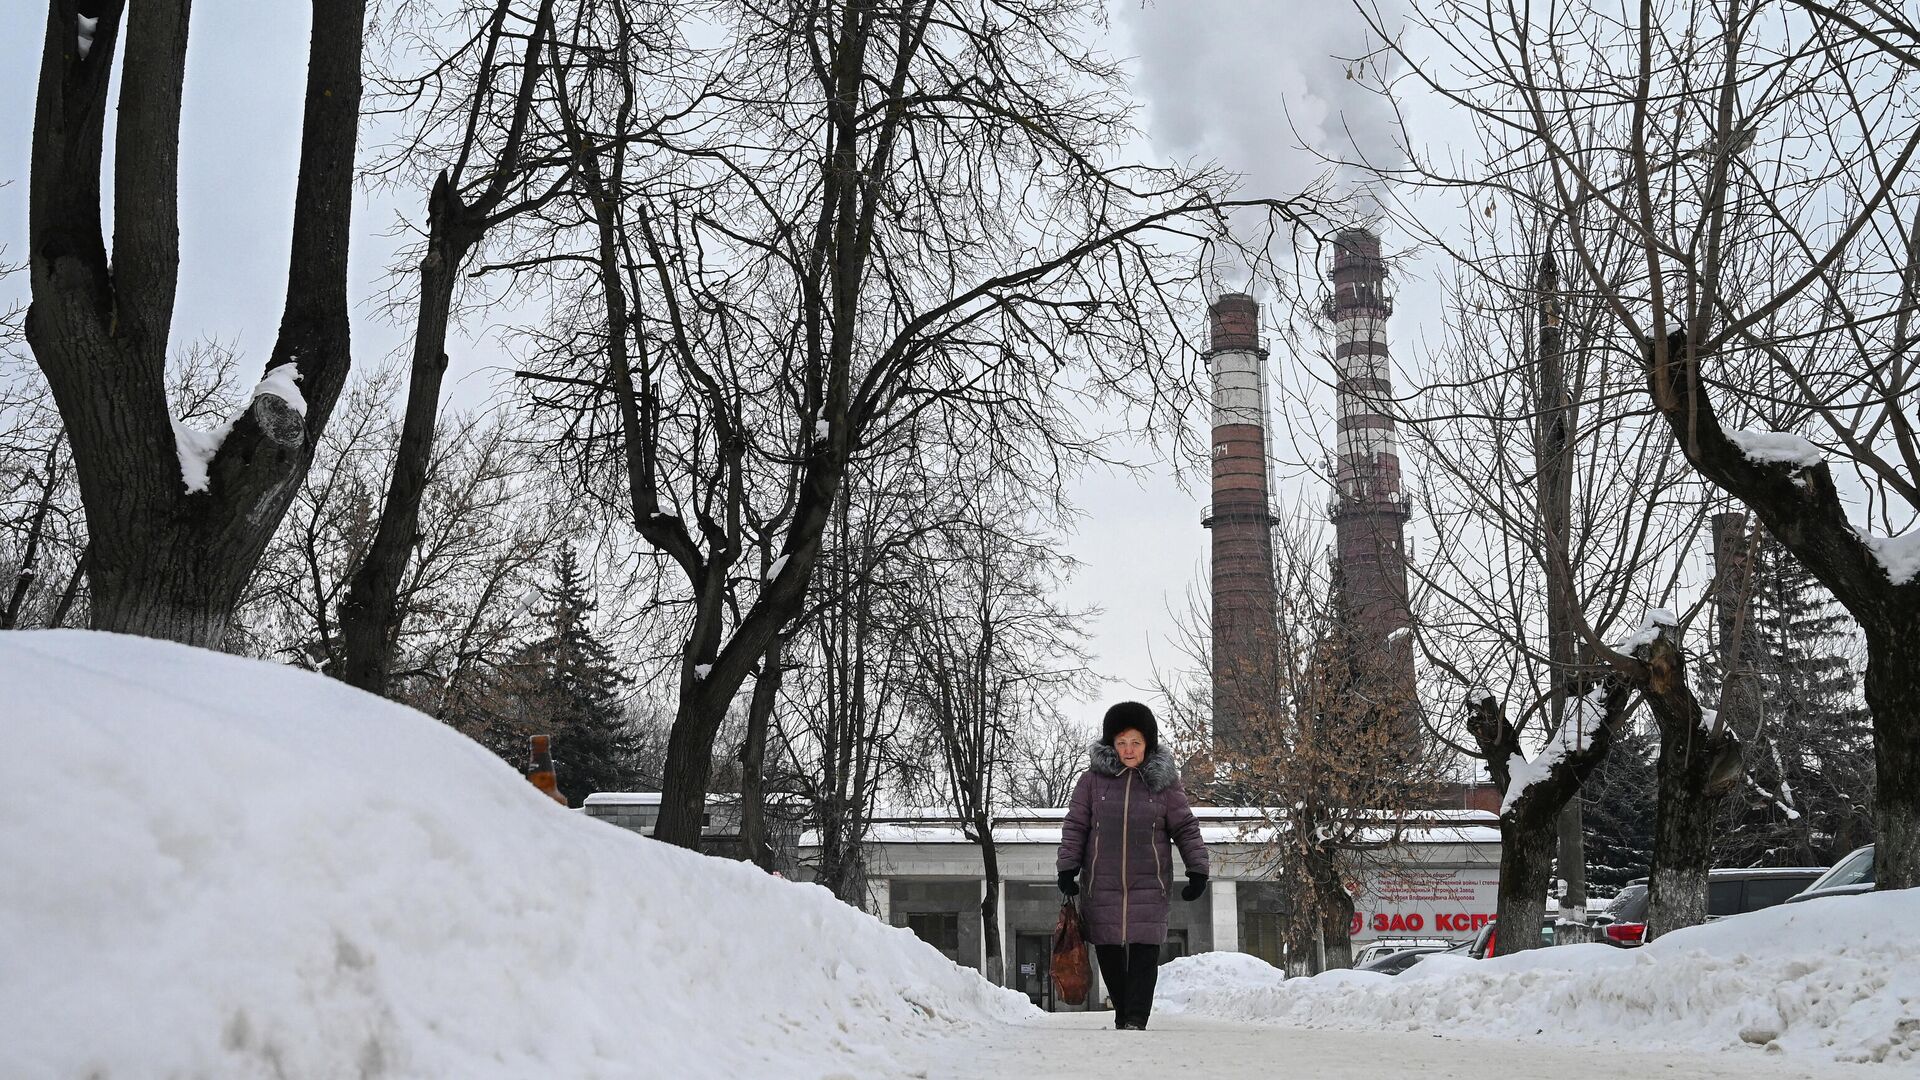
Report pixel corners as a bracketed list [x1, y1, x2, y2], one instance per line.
[1152, 950, 1289, 1013]
[0, 631, 1031, 1079]
[1162, 895, 1920, 1065]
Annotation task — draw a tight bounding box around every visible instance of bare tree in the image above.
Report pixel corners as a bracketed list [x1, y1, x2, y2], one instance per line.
[1007, 713, 1096, 810]
[1393, 197, 1736, 939]
[0, 354, 77, 630]
[1465, 677, 1631, 954]
[775, 446, 953, 901]
[246, 367, 569, 715]
[521, 0, 1325, 848]
[337, 0, 576, 693]
[1371, 0, 1920, 888]
[906, 504, 1090, 984]
[25, 0, 366, 644]
[1161, 513, 1452, 972]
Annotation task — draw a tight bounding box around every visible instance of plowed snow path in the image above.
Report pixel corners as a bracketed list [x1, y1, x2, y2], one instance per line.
[906, 1012, 1873, 1079]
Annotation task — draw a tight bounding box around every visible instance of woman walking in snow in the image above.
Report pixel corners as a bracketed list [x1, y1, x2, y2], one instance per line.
[1055, 701, 1210, 1031]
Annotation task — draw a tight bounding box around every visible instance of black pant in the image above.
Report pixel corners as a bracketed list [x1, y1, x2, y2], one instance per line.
[1094, 943, 1160, 1028]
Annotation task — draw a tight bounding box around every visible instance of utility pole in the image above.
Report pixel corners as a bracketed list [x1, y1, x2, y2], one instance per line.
[1536, 252, 1592, 943]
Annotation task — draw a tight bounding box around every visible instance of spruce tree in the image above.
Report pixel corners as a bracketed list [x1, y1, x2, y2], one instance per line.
[1582, 721, 1658, 895]
[472, 548, 641, 805]
[1714, 536, 1874, 865]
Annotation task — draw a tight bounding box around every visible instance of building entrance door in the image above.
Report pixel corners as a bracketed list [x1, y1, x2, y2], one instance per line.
[1241, 911, 1285, 968]
[1014, 932, 1052, 1008]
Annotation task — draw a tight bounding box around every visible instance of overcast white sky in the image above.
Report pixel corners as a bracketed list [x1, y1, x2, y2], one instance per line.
[0, 1, 1462, 727]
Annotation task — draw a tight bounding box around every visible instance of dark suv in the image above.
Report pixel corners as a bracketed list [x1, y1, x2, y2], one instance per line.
[1598, 866, 1825, 946]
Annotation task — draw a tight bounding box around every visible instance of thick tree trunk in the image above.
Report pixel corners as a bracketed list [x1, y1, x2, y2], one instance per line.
[1864, 621, 1920, 890]
[1635, 625, 1740, 939]
[1467, 683, 1628, 954]
[813, 753, 875, 905]
[1310, 847, 1356, 969]
[737, 631, 787, 872]
[26, 0, 365, 647]
[818, 816, 870, 906]
[1641, 334, 1916, 889]
[1494, 810, 1558, 956]
[337, 191, 467, 692]
[814, 800, 851, 896]
[87, 542, 254, 646]
[1645, 733, 1736, 938]
[653, 683, 735, 848]
[1283, 877, 1321, 978]
[653, 534, 843, 850]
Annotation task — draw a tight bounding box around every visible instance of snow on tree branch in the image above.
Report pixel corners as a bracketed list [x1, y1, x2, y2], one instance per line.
[1853, 527, 1920, 586]
[1614, 608, 1678, 655]
[171, 365, 307, 493]
[1726, 430, 1823, 469]
[1498, 683, 1614, 816]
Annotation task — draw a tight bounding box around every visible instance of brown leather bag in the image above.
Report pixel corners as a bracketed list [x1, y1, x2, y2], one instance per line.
[1050, 900, 1090, 1005]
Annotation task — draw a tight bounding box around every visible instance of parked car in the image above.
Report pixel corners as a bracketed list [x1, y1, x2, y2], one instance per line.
[1785, 845, 1875, 904]
[1714, 867, 1830, 915]
[1471, 917, 1552, 958]
[1598, 884, 1649, 946]
[1352, 937, 1455, 967]
[1356, 946, 1450, 975]
[1598, 866, 1826, 946]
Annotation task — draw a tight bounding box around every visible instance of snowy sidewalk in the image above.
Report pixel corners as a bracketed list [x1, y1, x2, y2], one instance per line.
[906, 1012, 1877, 1079]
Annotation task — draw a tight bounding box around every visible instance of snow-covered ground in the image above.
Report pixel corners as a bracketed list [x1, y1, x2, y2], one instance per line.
[0, 631, 1031, 1080]
[1159, 896, 1920, 1066]
[905, 1011, 1877, 1079]
[6, 629, 1911, 1078]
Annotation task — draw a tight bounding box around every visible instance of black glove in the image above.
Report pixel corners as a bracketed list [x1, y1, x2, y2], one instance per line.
[1181, 872, 1208, 901]
[1057, 869, 1079, 897]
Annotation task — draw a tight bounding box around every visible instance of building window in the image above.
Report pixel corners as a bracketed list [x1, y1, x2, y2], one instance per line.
[907, 912, 961, 957]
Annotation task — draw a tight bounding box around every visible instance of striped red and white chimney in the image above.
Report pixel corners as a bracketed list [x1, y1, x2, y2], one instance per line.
[1205, 293, 1280, 761]
[1326, 228, 1415, 665]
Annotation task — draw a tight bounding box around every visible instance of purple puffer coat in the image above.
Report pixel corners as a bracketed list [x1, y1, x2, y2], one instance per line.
[1056, 743, 1209, 946]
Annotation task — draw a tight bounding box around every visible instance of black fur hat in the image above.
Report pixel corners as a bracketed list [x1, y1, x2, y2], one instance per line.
[1101, 700, 1158, 754]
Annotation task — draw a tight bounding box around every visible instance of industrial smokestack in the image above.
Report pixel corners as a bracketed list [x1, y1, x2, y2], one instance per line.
[1205, 292, 1281, 764]
[1326, 228, 1415, 701]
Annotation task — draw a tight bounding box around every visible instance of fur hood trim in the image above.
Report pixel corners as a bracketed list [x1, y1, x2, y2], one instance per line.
[1087, 741, 1181, 792]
